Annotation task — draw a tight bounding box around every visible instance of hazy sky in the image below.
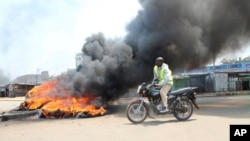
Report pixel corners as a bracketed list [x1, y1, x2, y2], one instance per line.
[0, 0, 140, 80]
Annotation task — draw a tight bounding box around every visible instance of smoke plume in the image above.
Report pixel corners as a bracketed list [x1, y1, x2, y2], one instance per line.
[127, 0, 250, 68]
[64, 33, 148, 100]
[63, 0, 250, 100]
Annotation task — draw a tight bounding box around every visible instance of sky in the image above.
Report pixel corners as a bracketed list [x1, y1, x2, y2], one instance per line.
[0, 0, 140, 80]
[1, 0, 250, 82]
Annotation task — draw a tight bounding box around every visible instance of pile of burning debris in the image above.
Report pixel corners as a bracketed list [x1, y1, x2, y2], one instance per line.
[1, 80, 107, 122]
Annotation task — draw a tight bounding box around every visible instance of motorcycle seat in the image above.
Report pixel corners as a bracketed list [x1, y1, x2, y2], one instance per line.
[168, 87, 192, 96]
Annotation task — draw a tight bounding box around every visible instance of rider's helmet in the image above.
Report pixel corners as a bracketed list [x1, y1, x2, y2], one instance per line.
[155, 57, 164, 62]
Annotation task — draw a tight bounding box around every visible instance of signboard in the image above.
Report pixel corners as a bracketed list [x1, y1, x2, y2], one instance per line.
[182, 62, 250, 74]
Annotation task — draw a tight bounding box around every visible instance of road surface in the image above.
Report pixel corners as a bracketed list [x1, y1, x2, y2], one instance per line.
[0, 95, 250, 141]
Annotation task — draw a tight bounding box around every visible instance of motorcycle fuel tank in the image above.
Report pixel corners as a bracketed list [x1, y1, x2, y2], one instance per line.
[150, 88, 160, 97]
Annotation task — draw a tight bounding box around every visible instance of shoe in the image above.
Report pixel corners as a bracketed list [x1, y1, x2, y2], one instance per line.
[159, 106, 168, 113]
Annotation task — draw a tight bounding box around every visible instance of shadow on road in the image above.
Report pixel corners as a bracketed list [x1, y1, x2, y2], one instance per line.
[124, 119, 197, 126]
[108, 95, 250, 119]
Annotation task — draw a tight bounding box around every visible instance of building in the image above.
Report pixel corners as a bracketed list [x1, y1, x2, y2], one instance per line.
[173, 62, 250, 93]
[7, 83, 36, 97]
[0, 71, 50, 97]
[14, 71, 50, 85]
[0, 85, 6, 97]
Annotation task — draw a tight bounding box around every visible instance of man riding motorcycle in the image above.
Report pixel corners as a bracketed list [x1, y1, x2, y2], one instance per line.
[153, 57, 173, 113]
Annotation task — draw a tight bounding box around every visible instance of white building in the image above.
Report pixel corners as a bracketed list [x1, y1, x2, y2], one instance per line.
[14, 71, 50, 85]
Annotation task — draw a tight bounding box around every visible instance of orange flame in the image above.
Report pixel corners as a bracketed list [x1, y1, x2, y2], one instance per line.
[20, 80, 106, 118]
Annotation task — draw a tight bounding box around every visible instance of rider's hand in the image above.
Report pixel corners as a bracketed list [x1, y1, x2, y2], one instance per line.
[154, 84, 161, 87]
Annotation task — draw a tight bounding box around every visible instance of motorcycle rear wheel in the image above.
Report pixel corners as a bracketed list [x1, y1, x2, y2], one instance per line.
[126, 101, 148, 124]
[173, 99, 193, 121]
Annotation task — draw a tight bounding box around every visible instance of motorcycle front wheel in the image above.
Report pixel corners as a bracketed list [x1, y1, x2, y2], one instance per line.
[173, 99, 193, 121]
[126, 101, 148, 124]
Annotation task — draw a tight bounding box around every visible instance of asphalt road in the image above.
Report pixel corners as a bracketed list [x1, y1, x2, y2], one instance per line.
[0, 95, 250, 141]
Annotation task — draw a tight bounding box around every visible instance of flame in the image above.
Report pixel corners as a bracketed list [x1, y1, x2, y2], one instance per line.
[20, 80, 106, 118]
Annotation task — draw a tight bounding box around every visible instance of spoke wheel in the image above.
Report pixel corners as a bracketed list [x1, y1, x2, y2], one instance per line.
[173, 99, 193, 121]
[126, 101, 148, 124]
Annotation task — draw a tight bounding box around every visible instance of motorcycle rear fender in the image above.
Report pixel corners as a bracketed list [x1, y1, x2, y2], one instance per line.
[171, 94, 199, 110]
[181, 93, 200, 110]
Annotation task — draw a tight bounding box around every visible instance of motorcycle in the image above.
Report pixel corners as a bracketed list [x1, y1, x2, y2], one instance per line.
[126, 82, 199, 124]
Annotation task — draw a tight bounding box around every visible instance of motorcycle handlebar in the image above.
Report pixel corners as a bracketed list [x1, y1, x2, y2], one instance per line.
[147, 84, 161, 90]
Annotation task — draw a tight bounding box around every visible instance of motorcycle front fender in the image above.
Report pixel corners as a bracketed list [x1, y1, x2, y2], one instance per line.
[127, 99, 150, 116]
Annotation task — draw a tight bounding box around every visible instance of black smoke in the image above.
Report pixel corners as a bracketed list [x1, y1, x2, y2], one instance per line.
[69, 33, 149, 100]
[66, 0, 250, 101]
[126, 0, 250, 68]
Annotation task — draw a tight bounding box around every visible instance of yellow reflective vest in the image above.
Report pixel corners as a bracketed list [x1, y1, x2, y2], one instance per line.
[154, 64, 173, 85]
